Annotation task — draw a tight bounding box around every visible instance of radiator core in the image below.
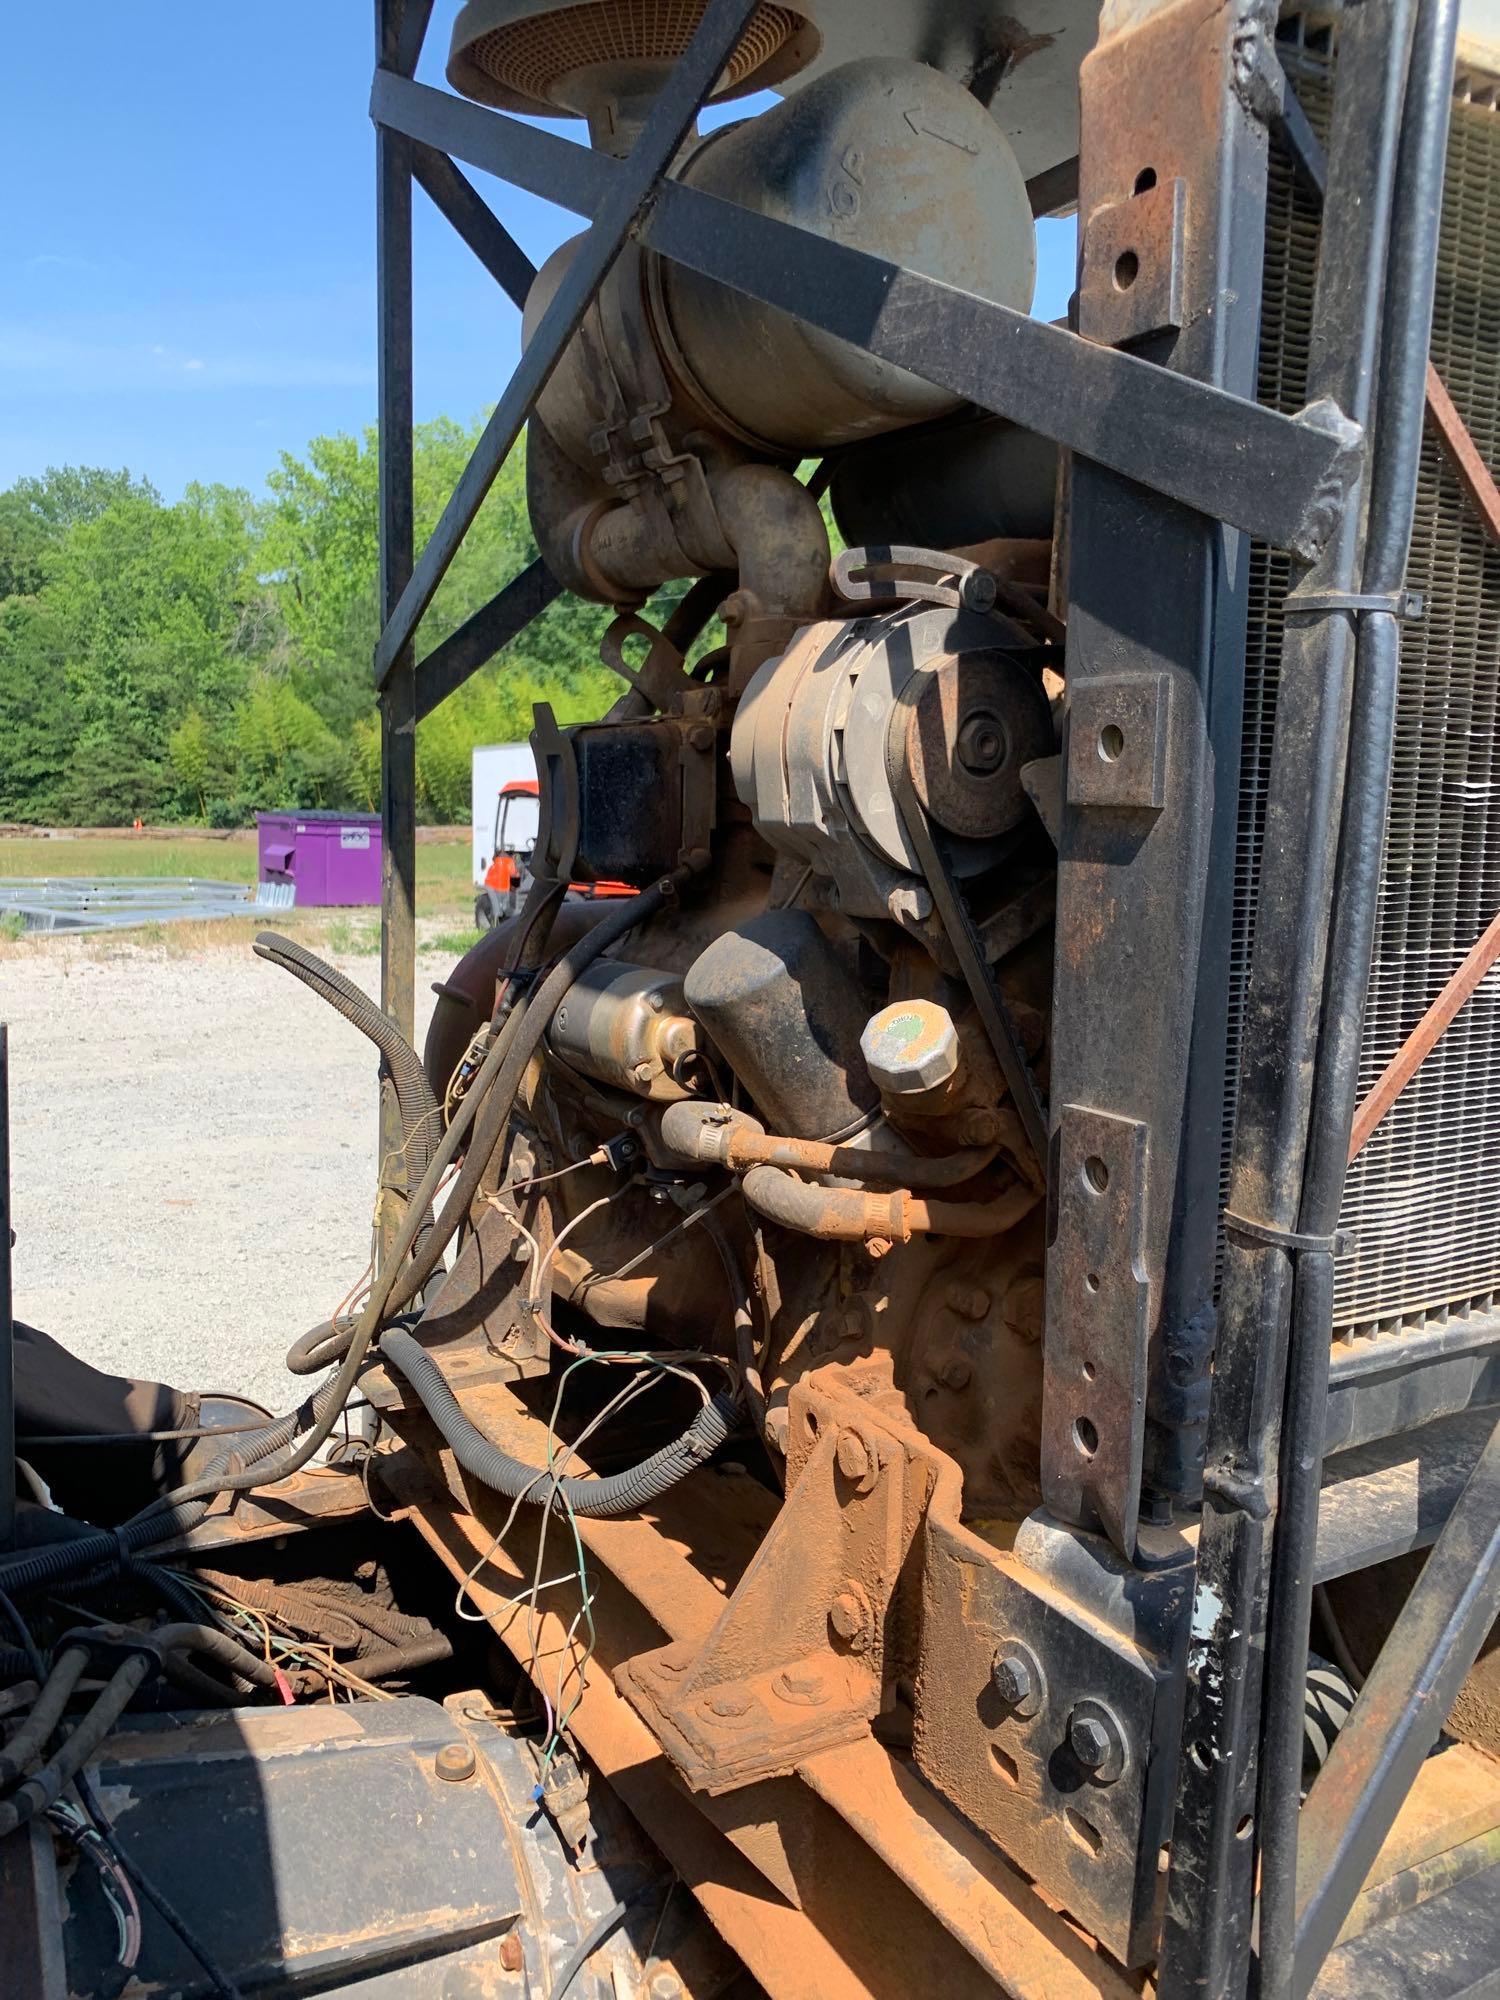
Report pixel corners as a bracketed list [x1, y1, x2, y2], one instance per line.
[1226, 20, 1500, 1335]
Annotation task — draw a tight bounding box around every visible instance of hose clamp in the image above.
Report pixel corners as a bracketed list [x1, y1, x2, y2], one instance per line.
[1222, 1209, 1353, 1257]
[1283, 587, 1424, 619]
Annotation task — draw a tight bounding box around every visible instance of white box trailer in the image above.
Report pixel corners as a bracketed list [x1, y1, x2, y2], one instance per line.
[470, 742, 539, 888]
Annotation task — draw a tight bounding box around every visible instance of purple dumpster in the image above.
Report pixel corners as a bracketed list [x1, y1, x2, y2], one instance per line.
[255, 810, 382, 907]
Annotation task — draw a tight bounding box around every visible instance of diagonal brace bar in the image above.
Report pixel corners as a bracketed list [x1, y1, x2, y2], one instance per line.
[414, 558, 562, 722]
[370, 0, 758, 685]
[1348, 904, 1500, 1159]
[372, 71, 1366, 570]
[1292, 1410, 1500, 1992]
[412, 143, 537, 310]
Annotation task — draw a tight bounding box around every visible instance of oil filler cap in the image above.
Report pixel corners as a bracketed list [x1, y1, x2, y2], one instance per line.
[861, 1000, 960, 1095]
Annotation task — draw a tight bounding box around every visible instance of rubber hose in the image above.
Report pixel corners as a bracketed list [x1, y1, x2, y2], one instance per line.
[255, 932, 440, 1230]
[0, 1655, 152, 1837]
[0, 881, 677, 1597]
[155, 1624, 281, 1690]
[0, 944, 540, 1595]
[112, 877, 687, 1523]
[0, 1644, 87, 1792]
[305, 868, 690, 1374]
[339, 1631, 454, 1682]
[380, 1327, 738, 1517]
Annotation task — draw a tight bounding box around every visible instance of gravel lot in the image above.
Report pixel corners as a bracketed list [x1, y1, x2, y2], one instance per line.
[6, 933, 451, 1413]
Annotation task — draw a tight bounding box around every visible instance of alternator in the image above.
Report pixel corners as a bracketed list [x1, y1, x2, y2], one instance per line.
[730, 557, 1053, 929]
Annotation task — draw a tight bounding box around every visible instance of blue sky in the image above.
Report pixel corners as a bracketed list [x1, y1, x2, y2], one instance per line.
[2, 4, 1078, 501]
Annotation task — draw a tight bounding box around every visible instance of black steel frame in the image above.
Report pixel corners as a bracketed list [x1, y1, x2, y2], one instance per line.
[367, 2, 1489, 1994]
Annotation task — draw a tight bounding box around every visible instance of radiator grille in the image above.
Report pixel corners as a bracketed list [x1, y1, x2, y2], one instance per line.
[1227, 23, 1500, 1335]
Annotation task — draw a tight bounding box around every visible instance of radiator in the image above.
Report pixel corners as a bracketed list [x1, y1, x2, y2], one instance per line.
[1225, 19, 1500, 1335]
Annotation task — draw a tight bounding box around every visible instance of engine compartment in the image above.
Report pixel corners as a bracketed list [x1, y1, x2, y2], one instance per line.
[418, 555, 1061, 1532]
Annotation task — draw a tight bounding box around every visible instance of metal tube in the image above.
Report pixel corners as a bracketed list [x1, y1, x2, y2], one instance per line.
[1160, 5, 1415, 1989]
[376, 1, 419, 1279]
[1257, 2, 1460, 1989]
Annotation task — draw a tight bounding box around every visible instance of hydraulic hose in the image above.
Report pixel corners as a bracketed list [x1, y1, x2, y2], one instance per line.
[380, 1326, 738, 1518]
[0, 1653, 152, 1838]
[0, 875, 689, 1602]
[153, 1623, 282, 1691]
[255, 932, 441, 1228]
[0, 1644, 87, 1792]
[740, 1164, 1039, 1242]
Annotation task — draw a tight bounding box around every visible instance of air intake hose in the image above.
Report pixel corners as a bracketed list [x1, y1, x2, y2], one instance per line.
[380, 1327, 738, 1517]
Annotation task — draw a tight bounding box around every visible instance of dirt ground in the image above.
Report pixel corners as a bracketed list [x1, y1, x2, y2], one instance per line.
[5, 929, 456, 1414]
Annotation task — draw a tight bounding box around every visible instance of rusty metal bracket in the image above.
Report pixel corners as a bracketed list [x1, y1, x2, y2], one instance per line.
[916, 1502, 1188, 1967]
[1042, 1106, 1152, 1553]
[1080, 176, 1187, 347]
[617, 1368, 933, 1794]
[599, 611, 697, 712]
[1065, 673, 1172, 813]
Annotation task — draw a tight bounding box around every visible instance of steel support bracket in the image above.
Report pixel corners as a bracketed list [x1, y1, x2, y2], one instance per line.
[915, 1501, 1192, 1967]
[617, 1365, 933, 1794]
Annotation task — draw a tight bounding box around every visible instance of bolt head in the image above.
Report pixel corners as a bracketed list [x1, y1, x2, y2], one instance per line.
[1070, 1715, 1111, 1769]
[499, 1934, 524, 1974]
[435, 1741, 476, 1783]
[992, 1654, 1033, 1706]
[836, 1430, 870, 1482]
[886, 882, 934, 926]
[945, 1282, 991, 1322]
[829, 1585, 872, 1649]
[956, 712, 1008, 777]
[861, 1000, 960, 1095]
[703, 1689, 752, 1720]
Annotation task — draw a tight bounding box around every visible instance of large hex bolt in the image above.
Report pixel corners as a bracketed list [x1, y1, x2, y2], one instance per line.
[1067, 1699, 1127, 1782]
[992, 1655, 1032, 1706]
[990, 1639, 1044, 1718]
[860, 999, 961, 1096]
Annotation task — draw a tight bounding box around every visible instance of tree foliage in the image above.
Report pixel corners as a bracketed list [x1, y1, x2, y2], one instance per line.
[0, 422, 622, 826]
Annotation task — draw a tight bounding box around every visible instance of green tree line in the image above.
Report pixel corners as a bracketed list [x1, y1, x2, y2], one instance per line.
[0, 421, 621, 827]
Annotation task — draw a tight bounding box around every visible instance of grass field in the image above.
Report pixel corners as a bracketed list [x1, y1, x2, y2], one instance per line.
[0, 831, 484, 955]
